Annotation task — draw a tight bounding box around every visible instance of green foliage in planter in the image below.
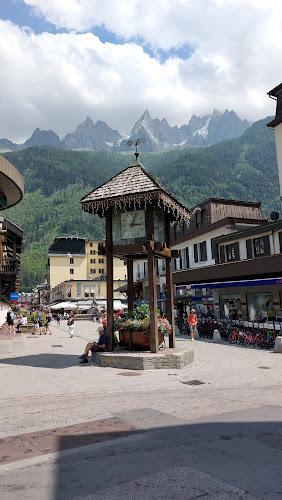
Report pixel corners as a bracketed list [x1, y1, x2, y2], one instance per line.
[133, 303, 150, 320]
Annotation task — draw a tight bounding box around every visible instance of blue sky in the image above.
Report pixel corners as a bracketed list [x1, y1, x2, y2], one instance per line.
[0, 0, 278, 142]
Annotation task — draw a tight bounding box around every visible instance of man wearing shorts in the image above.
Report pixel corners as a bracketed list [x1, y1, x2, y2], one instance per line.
[79, 326, 108, 363]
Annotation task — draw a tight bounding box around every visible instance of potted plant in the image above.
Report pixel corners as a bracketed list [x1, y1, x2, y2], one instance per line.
[114, 304, 172, 350]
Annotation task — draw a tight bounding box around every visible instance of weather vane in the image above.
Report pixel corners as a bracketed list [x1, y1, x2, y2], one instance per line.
[127, 138, 146, 158]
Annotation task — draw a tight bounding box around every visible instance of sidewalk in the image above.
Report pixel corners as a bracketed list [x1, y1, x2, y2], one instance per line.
[1, 320, 282, 499]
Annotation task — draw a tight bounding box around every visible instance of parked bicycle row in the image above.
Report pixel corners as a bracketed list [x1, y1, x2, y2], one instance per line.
[176, 316, 281, 349]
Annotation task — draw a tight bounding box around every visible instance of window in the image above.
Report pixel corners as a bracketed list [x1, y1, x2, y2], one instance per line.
[99, 268, 104, 274]
[84, 286, 89, 298]
[196, 212, 201, 230]
[199, 241, 207, 261]
[254, 237, 265, 257]
[174, 223, 182, 239]
[77, 283, 81, 299]
[70, 269, 74, 275]
[194, 244, 199, 263]
[137, 264, 140, 279]
[90, 250, 96, 255]
[70, 258, 73, 264]
[90, 242, 93, 247]
[67, 285, 72, 298]
[90, 285, 95, 297]
[98, 258, 104, 264]
[226, 244, 236, 261]
[90, 269, 96, 274]
[90, 258, 96, 264]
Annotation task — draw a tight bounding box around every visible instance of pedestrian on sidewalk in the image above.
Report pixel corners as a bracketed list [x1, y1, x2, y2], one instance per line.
[56, 314, 61, 326]
[188, 309, 197, 341]
[67, 312, 75, 338]
[6, 308, 15, 334]
[45, 312, 52, 335]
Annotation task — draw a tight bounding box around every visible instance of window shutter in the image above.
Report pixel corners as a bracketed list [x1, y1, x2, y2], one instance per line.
[203, 241, 207, 261]
[194, 244, 198, 263]
[263, 235, 271, 256]
[212, 243, 219, 264]
[186, 247, 189, 269]
[219, 246, 225, 263]
[234, 242, 240, 261]
[246, 239, 252, 259]
[279, 232, 282, 253]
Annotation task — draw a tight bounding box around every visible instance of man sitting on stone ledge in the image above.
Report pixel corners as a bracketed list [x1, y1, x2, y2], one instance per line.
[79, 325, 108, 364]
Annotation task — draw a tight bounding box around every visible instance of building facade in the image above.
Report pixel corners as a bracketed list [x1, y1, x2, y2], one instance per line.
[47, 236, 127, 304]
[0, 155, 24, 305]
[171, 199, 282, 320]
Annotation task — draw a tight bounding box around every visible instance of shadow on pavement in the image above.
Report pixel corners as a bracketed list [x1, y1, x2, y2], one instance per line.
[2, 407, 279, 499]
[0, 353, 79, 368]
[50, 412, 282, 499]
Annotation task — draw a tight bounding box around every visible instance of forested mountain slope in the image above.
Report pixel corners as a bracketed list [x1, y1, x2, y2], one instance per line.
[3, 117, 279, 290]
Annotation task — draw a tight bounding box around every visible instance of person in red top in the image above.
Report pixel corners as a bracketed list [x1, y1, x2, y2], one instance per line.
[187, 309, 197, 341]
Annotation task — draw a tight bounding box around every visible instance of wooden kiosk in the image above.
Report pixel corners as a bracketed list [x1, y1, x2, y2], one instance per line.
[81, 153, 191, 353]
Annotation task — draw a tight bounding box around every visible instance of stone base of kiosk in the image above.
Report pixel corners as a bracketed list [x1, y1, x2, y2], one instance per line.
[91, 347, 194, 370]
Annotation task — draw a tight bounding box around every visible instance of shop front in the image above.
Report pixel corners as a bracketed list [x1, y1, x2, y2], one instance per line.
[191, 277, 282, 321]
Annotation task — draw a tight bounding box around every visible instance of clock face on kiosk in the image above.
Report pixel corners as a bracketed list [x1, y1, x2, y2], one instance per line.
[121, 210, 146, 240]
[112, 209, 146, 244]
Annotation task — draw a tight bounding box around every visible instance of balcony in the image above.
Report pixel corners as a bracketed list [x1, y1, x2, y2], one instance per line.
[0, 259, 19, 274]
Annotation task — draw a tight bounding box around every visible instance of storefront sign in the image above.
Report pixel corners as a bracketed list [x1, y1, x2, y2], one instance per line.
[10, 293, 19, 302]
[191, 277, 282, 289]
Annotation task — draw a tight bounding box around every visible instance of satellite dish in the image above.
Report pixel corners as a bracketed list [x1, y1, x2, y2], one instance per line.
[270, 211, 279, 221]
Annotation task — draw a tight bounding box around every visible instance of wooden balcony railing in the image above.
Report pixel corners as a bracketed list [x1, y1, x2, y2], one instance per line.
[0, 259, 19, 273]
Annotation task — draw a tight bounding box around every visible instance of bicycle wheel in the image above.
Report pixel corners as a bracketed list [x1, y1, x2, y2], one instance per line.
[228, 333, 236, 344]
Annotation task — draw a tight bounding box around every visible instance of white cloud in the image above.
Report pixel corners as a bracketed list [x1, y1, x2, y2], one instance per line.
[0, 1, 282, 141]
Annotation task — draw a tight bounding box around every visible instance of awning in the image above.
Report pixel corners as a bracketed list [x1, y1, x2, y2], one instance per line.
[51, 302, 77, 310]
[191, 277, 282, 290]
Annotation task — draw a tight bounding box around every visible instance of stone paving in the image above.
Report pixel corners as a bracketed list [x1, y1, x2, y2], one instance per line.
[0, 319, 282, 499]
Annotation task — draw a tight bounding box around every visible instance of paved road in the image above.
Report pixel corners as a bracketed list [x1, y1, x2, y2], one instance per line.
[0, 320, 281, 499]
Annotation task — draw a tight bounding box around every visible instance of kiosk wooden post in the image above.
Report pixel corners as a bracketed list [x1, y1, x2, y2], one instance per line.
[106, 209, 114, 352]
[127, 258, 134, 312]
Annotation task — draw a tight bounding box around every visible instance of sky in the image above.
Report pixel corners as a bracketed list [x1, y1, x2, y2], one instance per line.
[0, 0, 281, 143]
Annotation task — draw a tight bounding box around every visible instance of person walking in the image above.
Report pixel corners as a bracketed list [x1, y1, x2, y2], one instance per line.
[56, 314, 61, 326]
[45, 312, 52, 335]
[188, 309, 197, 341]
[67, 312, 75, 338]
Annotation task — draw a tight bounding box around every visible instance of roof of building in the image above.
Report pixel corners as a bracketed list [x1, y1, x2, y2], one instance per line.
[190, 197, 261, 211]
[0, 155, 24, 210]
[81, 155, 191, 222]
[267, 83, 282, 97]
[212, 219, 282, 245]
[48, 237, 86, 255]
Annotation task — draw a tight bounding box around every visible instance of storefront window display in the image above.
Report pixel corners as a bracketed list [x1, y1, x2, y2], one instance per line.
[247, 293, 275, 321]
[219, 294, 241, 319]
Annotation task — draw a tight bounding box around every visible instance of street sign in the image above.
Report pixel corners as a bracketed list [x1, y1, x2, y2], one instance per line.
[10, 293, 19, 302]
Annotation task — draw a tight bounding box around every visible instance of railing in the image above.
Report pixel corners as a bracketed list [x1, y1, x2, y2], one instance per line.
[0, 259, 19, 273]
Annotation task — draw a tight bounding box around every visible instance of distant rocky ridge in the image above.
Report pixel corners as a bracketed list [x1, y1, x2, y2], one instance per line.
[0, 109, 250, 154]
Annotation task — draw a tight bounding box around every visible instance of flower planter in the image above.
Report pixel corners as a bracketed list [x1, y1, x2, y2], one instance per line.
[119, 330, 164, 350]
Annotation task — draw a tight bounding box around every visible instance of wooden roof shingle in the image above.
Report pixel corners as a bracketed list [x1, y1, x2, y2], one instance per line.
[81, 156, 191, 221]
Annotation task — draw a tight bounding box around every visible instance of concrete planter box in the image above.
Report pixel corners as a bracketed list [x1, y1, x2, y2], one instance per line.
[119, 330, 164, 350]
